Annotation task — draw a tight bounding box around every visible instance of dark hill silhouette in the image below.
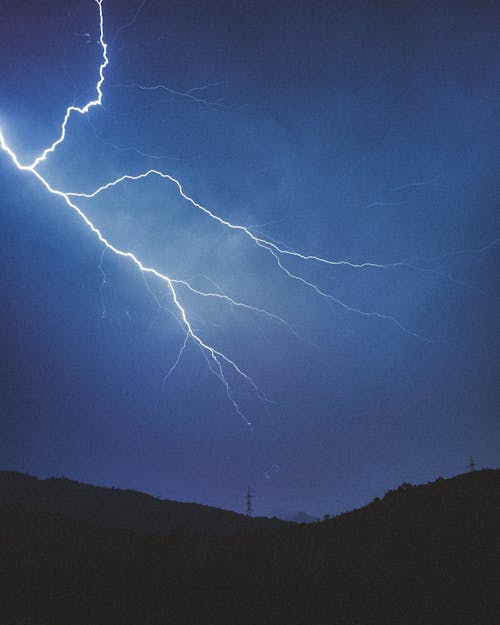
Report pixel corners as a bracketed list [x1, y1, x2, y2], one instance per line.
[0, 470, 286, 536]
[1, 469, 499, 625]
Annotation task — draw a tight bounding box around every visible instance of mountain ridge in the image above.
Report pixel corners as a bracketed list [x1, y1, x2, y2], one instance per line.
[0, 469, 287, 536]
[1, 469, 499, 624]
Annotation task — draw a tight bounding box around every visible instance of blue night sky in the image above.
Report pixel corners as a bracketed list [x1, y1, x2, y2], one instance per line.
[0, 0, 499, 517]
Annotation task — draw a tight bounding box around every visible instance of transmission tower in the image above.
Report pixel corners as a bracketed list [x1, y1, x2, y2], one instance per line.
[246, 486, 252, 517]
[468, 456, 476, 472]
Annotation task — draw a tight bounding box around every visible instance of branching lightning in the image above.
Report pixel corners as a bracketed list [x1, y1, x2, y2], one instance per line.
[0, 0, 262, 424]
[1, 0, 498, 422]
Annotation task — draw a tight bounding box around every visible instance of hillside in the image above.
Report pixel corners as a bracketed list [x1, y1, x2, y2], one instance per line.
[0, 471, 286, 536]
[1, 470, 499, 624]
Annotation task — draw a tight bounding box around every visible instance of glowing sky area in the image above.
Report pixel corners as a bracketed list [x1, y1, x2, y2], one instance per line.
[0, 0, 499, 517]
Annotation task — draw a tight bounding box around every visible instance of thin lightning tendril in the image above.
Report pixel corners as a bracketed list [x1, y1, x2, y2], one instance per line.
[98, 246, 107, 319]
[0, 0, 498, 421]
[119, 81, 227, 108]
[164, 332, 189, 387]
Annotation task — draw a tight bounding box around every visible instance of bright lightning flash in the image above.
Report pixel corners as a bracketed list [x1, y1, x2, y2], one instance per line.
[0, 0, 496, 423]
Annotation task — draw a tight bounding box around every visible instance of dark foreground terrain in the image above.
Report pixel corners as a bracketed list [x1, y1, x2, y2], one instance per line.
[1, 469, 499, 624]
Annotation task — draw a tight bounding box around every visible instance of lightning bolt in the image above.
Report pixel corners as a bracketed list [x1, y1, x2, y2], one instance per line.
[0, 0, 267, 424]
[27, 1, 109, 170]
[1, 1, 497, 421]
